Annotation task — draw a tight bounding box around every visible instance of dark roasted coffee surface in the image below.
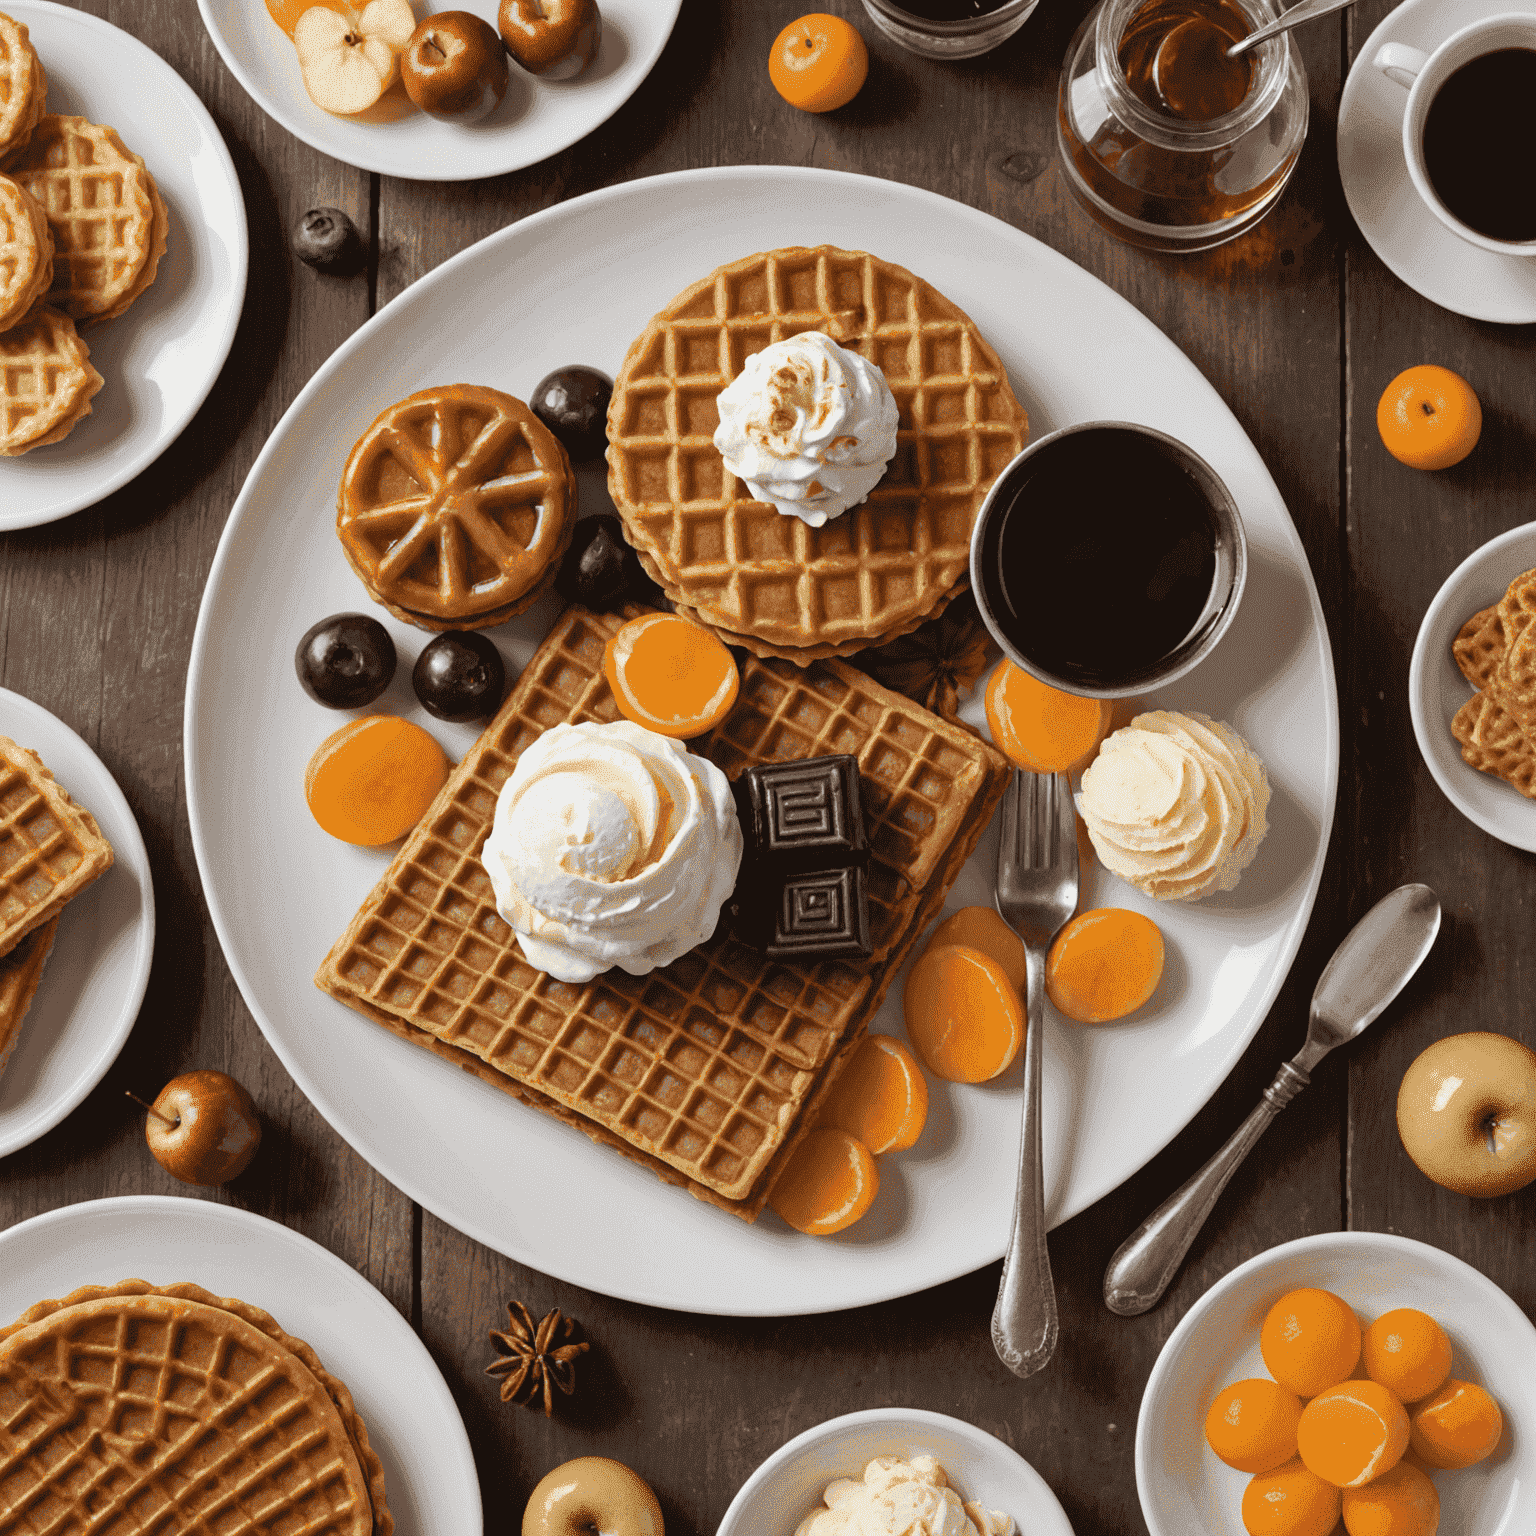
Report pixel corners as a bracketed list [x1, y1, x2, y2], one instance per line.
[1424, 49, 1536, 243]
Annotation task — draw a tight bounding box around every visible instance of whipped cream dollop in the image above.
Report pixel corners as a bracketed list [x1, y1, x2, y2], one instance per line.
[795, 1456, 1014, 1536]
[713, 331, 900, 527]
[481, 720, 742, 984]
[1077, 710, 1270, 903]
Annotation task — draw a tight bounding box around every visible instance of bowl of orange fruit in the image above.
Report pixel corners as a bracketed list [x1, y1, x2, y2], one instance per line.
[1135, 1230, 1536, 1536]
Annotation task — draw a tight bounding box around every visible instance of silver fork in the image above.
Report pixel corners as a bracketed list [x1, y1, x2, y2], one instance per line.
[991, 769, 1080, 1378]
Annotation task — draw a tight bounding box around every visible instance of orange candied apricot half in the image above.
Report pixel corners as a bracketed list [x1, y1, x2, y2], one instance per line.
[1376, 364, 1482, 471]
[925, 905, 1027, 995]
[903, 942, 1023, 1083]
[1340, 1461, 1440, 1536]
[816, 1034, 929, 1155]
[1361, 1308, 1452, 1405]
[768, 13, 869, 113]
[1240, 1457, 1341, 1536]
[305, 715, 448, 846]
[1205, 1378, 1304, 1475]
[1408, 1378, 1503, 1469]
[1296, 1380, 1409, 1488]
[983, 659, 1112, 774]
[1045, 907, 1164, 1024]
[603, 613, 740, 739]
[1261, 1287, 1364, 1399]
[769, 1126, 878, 1236]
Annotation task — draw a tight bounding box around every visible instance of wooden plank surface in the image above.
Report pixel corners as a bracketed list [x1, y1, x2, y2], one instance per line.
[2, 2, 1527, 1536]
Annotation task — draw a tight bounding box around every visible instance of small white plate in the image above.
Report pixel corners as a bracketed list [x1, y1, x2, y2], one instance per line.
[1408, 521, 1536, 850]
[1136, 1231, 1536, 1536]
[1338, 0, 1536, 324]
[0, 1, 248, 530]
[0, 1196, 482, 1536]
[197, 0, 682, 182]
[0, 689, 154, 1159]
[718, 1408, 1075, 1536]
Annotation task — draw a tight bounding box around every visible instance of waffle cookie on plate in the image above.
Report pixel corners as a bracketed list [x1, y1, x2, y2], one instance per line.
[0, 172, 51, 331]
[318, 605, 1009, 1219]
[1451, 568, 1536, 798]
[0, 306, 101, 455]
[0, 1279, 391, 1535]
[0, 914, 56, 1081]
[0, 13, 46, 168]
[607, 245, 1028, 664]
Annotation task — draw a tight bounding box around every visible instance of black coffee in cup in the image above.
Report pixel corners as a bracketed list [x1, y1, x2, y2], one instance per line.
[1423, 48, 1536, 243]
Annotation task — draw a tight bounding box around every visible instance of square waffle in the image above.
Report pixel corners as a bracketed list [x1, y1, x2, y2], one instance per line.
[0, 737, 112, 956]
[318, 606, 1009, 1218]
[1450, 569, 1536, 800]
[0, 913, 55, 1082]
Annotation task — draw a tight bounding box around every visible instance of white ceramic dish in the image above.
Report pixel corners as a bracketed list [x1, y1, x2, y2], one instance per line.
[1408, 521, 1536, 850]
[197, 0, 681, 181]
[185, 166, 1338, 1316]
[718, 1407, 1074, 1536]
[1136, 1230, 1536, 1536]
[0, 1, 247, 530]
[1338, 0, 1536, 324]
[0, 689, 154, 1159]
[0, 1196, 482, 1536]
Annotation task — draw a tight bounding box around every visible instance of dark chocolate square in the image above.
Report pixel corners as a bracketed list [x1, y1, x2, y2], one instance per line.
[737, 754, 867, 874]
[764, 865, 871, 960]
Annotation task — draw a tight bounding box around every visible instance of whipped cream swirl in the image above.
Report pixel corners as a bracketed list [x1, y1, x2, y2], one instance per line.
[795, 1456, 1013, 1536]
[713, 331, 900, 527]
[1077, 710, 1270, 902]
[481, 720, 742, 984]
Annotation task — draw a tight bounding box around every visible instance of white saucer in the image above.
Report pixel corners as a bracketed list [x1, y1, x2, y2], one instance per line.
[1338, 0, 1536, 323]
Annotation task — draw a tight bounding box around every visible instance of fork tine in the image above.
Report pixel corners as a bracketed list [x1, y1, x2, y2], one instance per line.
[1052, 770, 1079, 881]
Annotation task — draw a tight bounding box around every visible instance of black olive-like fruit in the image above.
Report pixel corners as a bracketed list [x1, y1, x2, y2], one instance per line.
[413, 631, 506, 722]
[293, 207, 364, 275]
[555, 514, 641, 609]
[531, 365, 613, 460]
[296, 614, 397, 708]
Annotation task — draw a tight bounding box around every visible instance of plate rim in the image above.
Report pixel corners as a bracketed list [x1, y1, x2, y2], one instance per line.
[185, 164, 1340, 1315]
[0, 0, 250, 530]
[0, 686, 156, 1159]
[194, 0, 684, 182]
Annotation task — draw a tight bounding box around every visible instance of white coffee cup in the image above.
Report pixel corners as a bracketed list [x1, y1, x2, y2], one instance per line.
[1373, 13, 1536, 256]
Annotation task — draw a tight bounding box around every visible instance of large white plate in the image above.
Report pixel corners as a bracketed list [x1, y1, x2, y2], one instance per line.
[0, 1, 248, 530]
[198, 0, 681, 181]
[185, 167, 1338, 1316]
[0, 1196, 482, 1536]
[0, 689, 154, 1159]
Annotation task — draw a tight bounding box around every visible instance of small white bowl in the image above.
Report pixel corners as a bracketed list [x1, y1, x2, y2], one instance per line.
[718, 1408, 1075, 1536]
[1409, 521, 1536, 850]
[1136, 1231, 1536, 1536]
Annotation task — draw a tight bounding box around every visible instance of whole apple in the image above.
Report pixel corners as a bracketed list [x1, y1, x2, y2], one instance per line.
[1396, 1032, 1536, 1196]
[401, 12, 510, 121]
[145, 1070, 262, 1186]
[499, 0, 600, 78]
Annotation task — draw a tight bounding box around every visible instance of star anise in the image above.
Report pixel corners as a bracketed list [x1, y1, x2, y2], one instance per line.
[486, 1301, 589, 1416]
[852, 593, 996, 722]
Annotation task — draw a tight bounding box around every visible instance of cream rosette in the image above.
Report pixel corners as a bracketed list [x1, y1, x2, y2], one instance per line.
[794, 1455, 1014, 1536]
[481, 719, 743, 983]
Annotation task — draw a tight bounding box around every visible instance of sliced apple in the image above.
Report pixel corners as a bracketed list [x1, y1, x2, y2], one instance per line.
[294, 0, 416, 115]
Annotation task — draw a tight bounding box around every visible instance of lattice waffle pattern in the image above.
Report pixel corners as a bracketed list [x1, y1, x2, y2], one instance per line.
[0, 1280, 390, 1536]
[1450, 569, 1536, 800]
[0, 15, 45, 168]
[1453, 604, 1503, 691]
[0, 913, 55, 1082]
[0, 306, 102, 455]
[338, 385, 577, 631]
[0, 737, 112, 955]
[9, 115, 168, 324]
[607, 245, 1028, 652]
[318, 605, 1009, 1217]
[0, 173, 50, 332]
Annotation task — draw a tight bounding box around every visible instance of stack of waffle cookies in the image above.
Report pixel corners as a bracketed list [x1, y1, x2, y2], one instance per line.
[1451, 567, 1536, 799]
[0, 736, 113, 1081]
[0, 1279, 391, 1535]
[318, 605, 1009, 1220]
[0, 11, 168, 455]
[606, 245, 1028, 665]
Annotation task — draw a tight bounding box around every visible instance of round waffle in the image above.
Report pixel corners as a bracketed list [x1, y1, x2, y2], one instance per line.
[0, 172, 51, 331]
[0, 306, 103, 455]
[338, 384, 577, 631]
[606, 245, 1028, 655]
[0, 14, 45, 168]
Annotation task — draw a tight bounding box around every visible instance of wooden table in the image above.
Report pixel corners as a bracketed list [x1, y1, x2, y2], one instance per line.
[3, 3, 1532, 1533]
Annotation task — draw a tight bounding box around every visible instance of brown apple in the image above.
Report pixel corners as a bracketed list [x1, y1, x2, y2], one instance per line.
[145, 1070, 262, 1186]
[401, 12, 510, 121]
[499, 0, 600, 78]
[1396, 1032, 1536, 1196]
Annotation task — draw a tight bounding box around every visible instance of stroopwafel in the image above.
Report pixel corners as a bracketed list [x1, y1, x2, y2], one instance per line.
[0, 304, 102, 453]
[0, 170, 50, 330]
[0, 13, 45, 168]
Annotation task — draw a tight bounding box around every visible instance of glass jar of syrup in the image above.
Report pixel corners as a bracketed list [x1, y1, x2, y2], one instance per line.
[1056, 0, 1308, 251]
[861, 0, 1039, 59]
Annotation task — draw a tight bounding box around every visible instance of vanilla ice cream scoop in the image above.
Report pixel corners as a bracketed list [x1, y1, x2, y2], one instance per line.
[1077, 710, 1270, 902]
[713, 330, 899, 527]
[481, 720, 742, 983]
[795, 1456, 1013, 1536]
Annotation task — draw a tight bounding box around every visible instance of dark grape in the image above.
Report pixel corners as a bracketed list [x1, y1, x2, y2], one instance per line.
[531, 365, 612, 460]
[413, 631, 506, 722]
[296, 614, 396, 708]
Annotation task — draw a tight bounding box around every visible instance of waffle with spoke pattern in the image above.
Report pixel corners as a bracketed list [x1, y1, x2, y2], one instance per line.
[0, 1280, 390, 1536]
[318, 605, 1009, 1216]
[607, 245, 1028, 655]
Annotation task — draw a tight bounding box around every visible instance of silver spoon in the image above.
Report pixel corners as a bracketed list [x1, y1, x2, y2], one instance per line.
[1226, 0, 1358, 58]
[1102, 883, 1441, 1317]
